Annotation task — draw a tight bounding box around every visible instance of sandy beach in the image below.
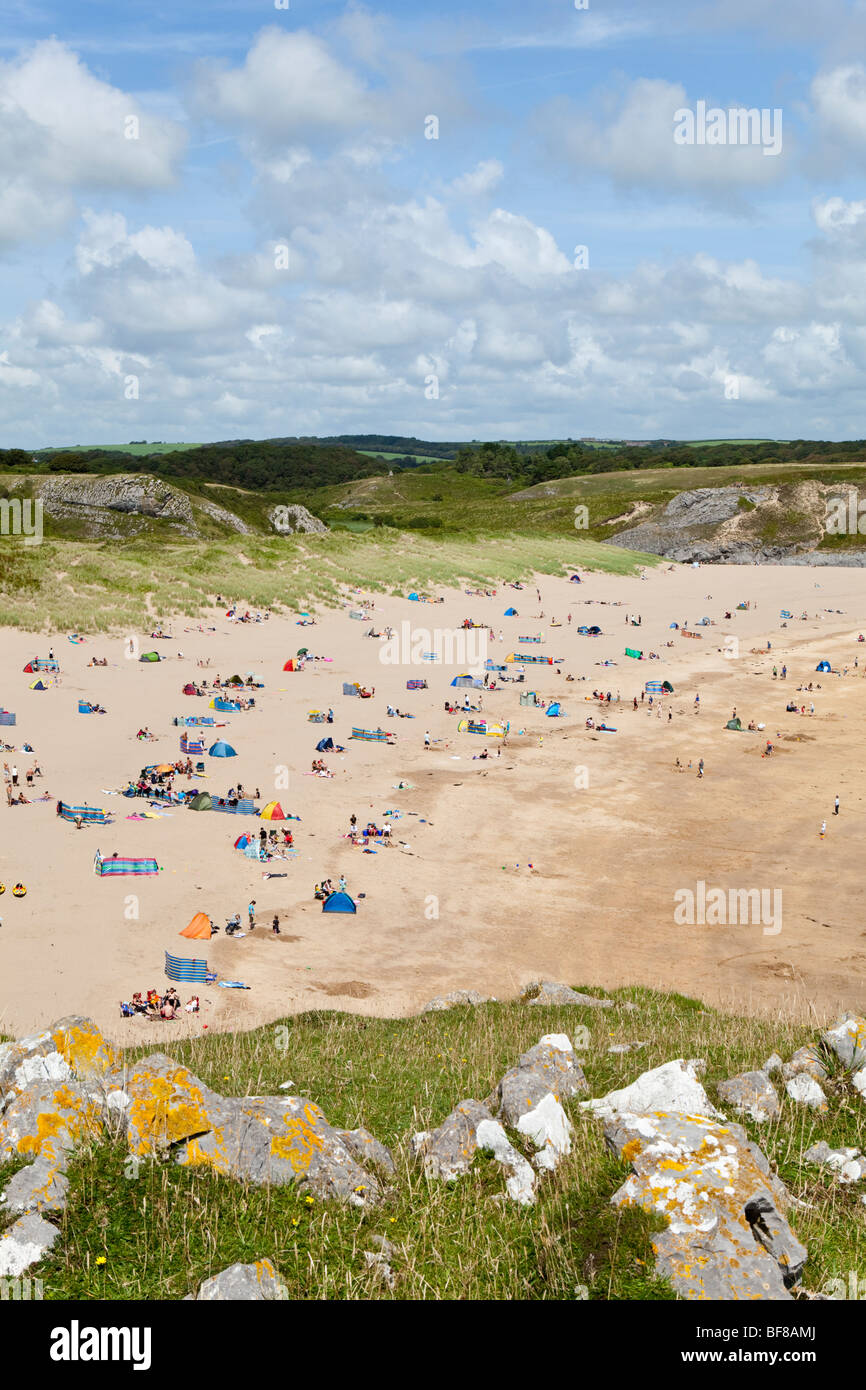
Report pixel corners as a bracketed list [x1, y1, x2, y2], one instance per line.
[2, 560, 865, 1042]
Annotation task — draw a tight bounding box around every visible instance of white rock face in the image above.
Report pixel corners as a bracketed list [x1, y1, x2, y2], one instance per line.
[852, 1065, 866, 1099]
[581, 1059, 720, 1121]
[785, 1074, 827, 1110]
[0, 1214, 59, 1276]
[538, 1033, 573, 1055]
[516, 1091, 573, 1170]
[476, 1118, 537, 1205]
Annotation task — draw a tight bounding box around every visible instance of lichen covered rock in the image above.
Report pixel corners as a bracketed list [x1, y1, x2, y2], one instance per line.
[605, 1111, 806, 1300]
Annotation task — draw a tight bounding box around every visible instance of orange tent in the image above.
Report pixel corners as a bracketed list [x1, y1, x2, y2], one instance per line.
[179, 912, 212, 940]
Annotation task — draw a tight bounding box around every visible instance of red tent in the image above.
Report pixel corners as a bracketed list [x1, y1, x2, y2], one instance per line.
[283, 660, 295, 672]
[22, 663, 34, 673]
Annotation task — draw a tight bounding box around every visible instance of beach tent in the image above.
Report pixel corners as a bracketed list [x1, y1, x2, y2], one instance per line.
[816, 660, 831, 672]
[625, 648, 643, 660]
[234, 834, 251, 849]
[322, 891, 357, 914]
[283, 660, 296, 671]
[96, 856, 159, 877]
[187, 791, 213, 811]
[297, 648, 309, 657]
[261, 801, 285, 820]
[29, 679, 50, 691]
[504, 607, 518, 616]
[164, 951, 208, 983]
[342, 682, 359, 696]
[546, 702, 563, 717]
[662, 681, 674, 693]
[210, 697, 240, 712]
[0, 711, 15, 726]
[139, 652, 161, 663]
[725, 718, 743, 731]
[408, 592, 420, 601]
[180, 912, 212, 940]
[451, 674, 477, 687]
[208, 740, 237, 757]
[588, 626, 602, 636]
[569, 574, 581, 582]
[316, 737, 335, 752]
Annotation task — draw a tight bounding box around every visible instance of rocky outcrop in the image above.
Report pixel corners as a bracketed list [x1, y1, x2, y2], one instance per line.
[523, 982, 614, 1009]
[609, 480, 866, 565]
[268, 504, 328, 535]
[195, 1259, 287, 1301]
[604, 1110, 806, 1300]
[716, 1071, 780, 1122]
[20, 473, 252, 540]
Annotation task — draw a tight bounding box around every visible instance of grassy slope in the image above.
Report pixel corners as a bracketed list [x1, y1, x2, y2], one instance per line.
[3, 986, 862, 1300]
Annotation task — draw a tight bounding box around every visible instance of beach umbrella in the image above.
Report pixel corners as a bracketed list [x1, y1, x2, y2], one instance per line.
[208, 740, 237, 757]
[297, 648, 309, 656]
[155, 763, 175, 773]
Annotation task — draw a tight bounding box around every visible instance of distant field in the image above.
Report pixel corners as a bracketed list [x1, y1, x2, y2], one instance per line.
[34, 442, 203, 456]
[356, 450, 443, 464]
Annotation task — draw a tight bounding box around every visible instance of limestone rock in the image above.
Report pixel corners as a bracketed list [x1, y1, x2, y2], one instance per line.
[803, 1141, 865, 1184]
[582, 1059, 720, 1122]
[524, 982, 614, 1008]
[0, 1213, 59, 1277]
[605, 1111, 806, 1299]
[716, 1071, 780, 1122]
[422, 990, 489, 1012]
[411, 1099, 493, 1181]
[781, 1045, 828, 1083]
[196, 1259, 286, 1300]
[822, 1015, 866, 1071]
[0, 1156, 69, 1216]
[0, 1016, 120, 1103]
[785, 1074, 828, 1111]
[176, 1094, 382, 1204]
[475, 1118, 536, 1204]
[487, 1035, 588, 1129]
[363, 1250, 396, 1289]
[0, 1079, 104, 1165]
[853, 1065, 866, 1099]
[763, 1053, 783, 1075]
[335, 1127, 396, 1178]
[607, 1041, 647, 1055]
[124, 1053, 223, 1157]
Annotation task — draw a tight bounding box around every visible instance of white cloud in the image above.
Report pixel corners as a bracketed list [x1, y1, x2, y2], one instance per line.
[449, 159, 504, 198]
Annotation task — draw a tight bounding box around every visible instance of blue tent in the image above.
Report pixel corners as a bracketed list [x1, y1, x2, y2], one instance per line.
[408, 592, 420, 601]
[316, 737, 335, 752]
[546, 702, 562, 716]
[208, 740, 237, 757]
[322, 891, 356, 914]
[504, 607, 517, 616]
[451, 675, 478, 687]
[816, 661, 831, 672]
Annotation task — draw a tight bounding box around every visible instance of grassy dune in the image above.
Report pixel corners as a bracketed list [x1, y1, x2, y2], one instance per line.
[4, 987, 862, 1300]
[0, 530, 657, 633]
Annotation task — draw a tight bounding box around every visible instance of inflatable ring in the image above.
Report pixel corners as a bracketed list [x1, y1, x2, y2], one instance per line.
[0, 882, 5, 894]
[12, 884, 26, 897]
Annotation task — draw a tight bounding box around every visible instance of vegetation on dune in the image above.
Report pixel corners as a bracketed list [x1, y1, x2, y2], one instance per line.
[0, 529, 656, 633]
[3, 987, 862, 1300]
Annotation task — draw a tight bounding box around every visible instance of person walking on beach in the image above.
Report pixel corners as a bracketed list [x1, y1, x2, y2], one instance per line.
[834, 795, 840, 816]
[248, 900, 256, 929]
[10, 766, 17, 787]
[698, 759, 704, 778]
[339, 874, 347, 893]
[694, 695, 700, 713]
[424, 730, 431, 749]
[272, 914, 281, 936]
[820, 821, 826, 839]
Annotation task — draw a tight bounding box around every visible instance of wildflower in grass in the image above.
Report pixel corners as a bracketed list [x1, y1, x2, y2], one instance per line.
[96, 1256, 107, 1266]
[304, 1195, 314, 1206]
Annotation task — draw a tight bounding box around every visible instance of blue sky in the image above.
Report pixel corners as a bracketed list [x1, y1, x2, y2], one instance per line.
[3, 0, 866, 444]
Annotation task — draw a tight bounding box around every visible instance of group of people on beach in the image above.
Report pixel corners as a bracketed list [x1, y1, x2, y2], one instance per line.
[122, 987, 199, 1020]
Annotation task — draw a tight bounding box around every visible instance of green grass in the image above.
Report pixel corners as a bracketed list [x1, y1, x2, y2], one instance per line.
[0, 528, 658, 633]
[33, 443, 203, 457]
[4, 986, 862, 1300]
